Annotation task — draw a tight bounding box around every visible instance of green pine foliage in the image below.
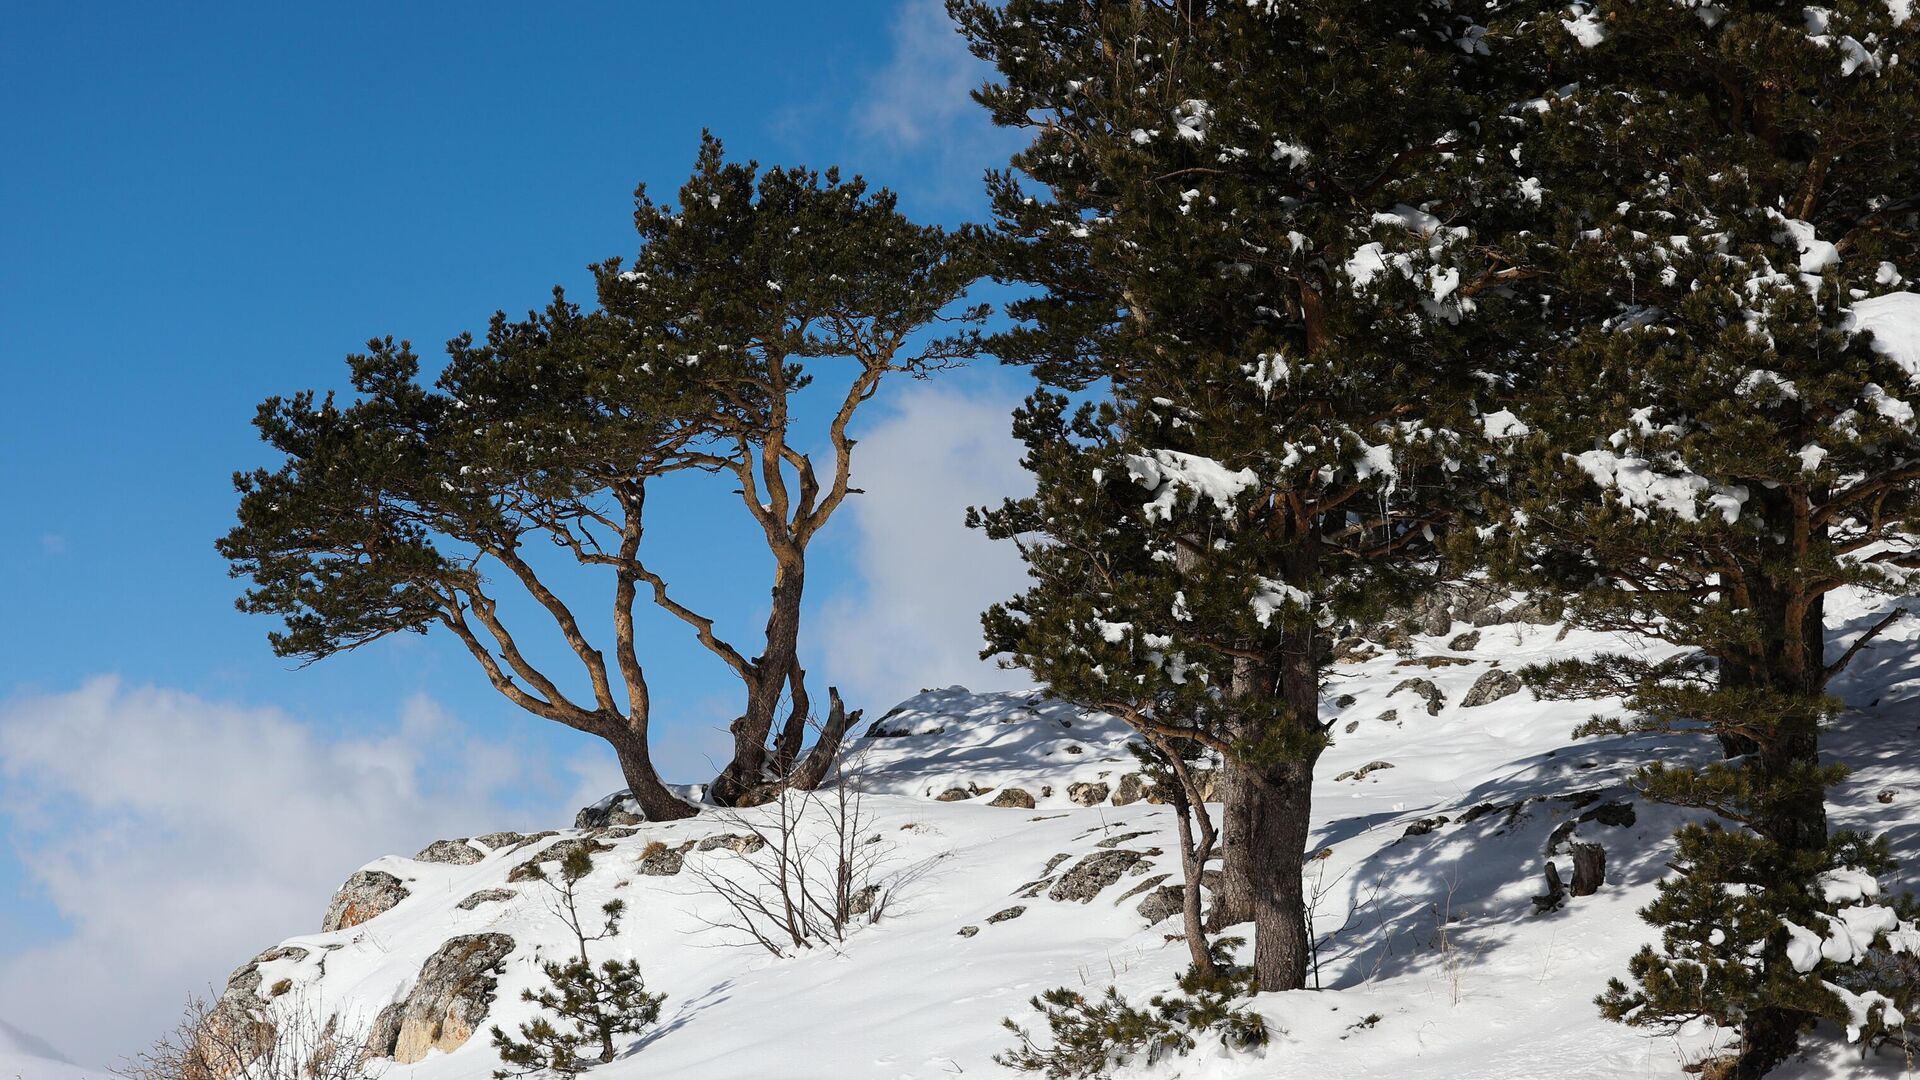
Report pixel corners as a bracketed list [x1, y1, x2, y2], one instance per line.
[1469, 4, 1920, 1073]
[995, 940, 1266, 1079]
[491, 849, 665, 1076]
[218, 137, 985, 817]
[955, 0, 1540, 988]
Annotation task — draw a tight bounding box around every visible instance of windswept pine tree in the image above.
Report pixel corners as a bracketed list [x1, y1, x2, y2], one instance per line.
[956, 0, 1536, 989]
[1476, 5, 1920, 1073]
[220, 138, 984, 819]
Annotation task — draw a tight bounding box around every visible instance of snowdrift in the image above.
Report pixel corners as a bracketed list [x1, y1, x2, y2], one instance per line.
[170, 587, 1920, 1079]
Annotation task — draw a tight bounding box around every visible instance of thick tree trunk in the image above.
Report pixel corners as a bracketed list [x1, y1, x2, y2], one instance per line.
[608, 731, 697, 821]
[1249, 758, 1315, 990]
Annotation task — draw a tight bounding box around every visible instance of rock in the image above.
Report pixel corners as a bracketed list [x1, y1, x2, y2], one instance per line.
[1461, 668, 1523, 708]
[849, 884, 883, 917]
[1395, 655, 1473, 668]
[988, 787, 1037, 809]
[1583, 801, 1637, 828]
[1377, 708, 1400, 725]
[1095, 830, 1154, 850]
[1344, 720, 1360, 734]
[1062, 744, 1085, 755]
[1506, 596, 1561, 625]
[934, 787, 974, 802]
[1334, 693, 1357, 708]
[500, 830, 559, 853]
[1880, 787, 1899, 804]
[575, 792, 645, 829]
[1048, 850, 1148, 903]
[1448, 630, 1482, 651]
[1067, 781, 1111, 807]
[1137, 884, 1185, 926]
[1042, 853, 1075, 876]
[1401, 815, 1449, 838]
[456, 888, 515, 911]
[414, 839, 485, 866]
[506, 837, 612, 883]
[1389, 678, 1444, 716]
[1333, 760, 1395, 782]
[987, 905, 1027, 924]
[957, 925, 980, 937]
[322, 870, 409, 932]
[1334, 641, 1381, 663]
[1111, 773, 1151, 807]
[380, 933, 515, 1064]
[638, 846, 686, 876]
[1418, 605, 1453, 637]
[1115, 873, 1172, 905]
[474, 831, 528, 850]
[696, 832, 767, 854]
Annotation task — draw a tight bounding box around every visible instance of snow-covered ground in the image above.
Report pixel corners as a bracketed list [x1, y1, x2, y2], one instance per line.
[150, 586, 1920, 1079]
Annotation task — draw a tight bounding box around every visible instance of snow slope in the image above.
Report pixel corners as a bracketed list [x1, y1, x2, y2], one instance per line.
[180, 587, 1920, 1079]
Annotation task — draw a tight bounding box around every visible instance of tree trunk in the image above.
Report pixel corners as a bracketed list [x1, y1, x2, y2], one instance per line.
[785, 687, 859, 792]
[711, 564, 807, 805]
[609, 731, 697, 821]
[1248, 757, 1316, 991]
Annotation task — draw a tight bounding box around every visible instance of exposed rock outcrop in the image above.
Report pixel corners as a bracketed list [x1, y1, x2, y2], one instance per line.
[988, 787, 1036, 809]
[1461, 668, 1523, 708]
[366, 933, 515, 1064]
[414, 839, 484, 865]
[322, 870, 408, 932]
[1048, 850, 1148, 903]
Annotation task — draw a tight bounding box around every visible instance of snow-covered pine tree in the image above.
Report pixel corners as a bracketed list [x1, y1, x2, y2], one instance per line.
[1475, 5, 1920, 1074]
[955, 0, 1536, 991]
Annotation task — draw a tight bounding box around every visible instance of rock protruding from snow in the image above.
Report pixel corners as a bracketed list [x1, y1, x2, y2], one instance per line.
[414, 838, 485, 865]
[370, 932, 515, 1064]
[1067, 781, 1111, 807]
[507, 837, 611, 882]
[989, 787, 1036, 809]
[1049, 850, 1149, 902]
[1461, 668, 1523, 708]
[457, 887, 516, 910]
[322, 870, 409, 932]
[1390, 678, 1445, 716]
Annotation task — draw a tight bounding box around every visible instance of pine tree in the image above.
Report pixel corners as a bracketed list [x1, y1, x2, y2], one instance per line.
[1475, 4, 1920, 1073]
[956, 0, 1536, 989]
[491, 847, 665, 1075]
[219, 138, 985, 817]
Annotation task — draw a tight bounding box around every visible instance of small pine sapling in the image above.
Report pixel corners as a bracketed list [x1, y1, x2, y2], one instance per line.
[996, 938, 1265, 1079]
[491, 848, 664, 1076]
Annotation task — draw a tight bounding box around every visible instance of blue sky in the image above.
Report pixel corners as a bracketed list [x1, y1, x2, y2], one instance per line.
[0, 2, 1034, 1059]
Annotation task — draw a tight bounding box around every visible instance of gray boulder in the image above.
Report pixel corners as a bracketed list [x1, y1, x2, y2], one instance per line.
[414, 839, 485, 866]
[1048, 850, 1148, 903]
[369, 933, 515, 1064]
[1067, 781, 1111, 807]
[695, 832, 767, 854]
[989, 787, 1037, 809]
[1461, 668, 1523, 708]
[455, 888, 516, 911]
[1389, 678, 1445, 716]
[322, 870, 409, 932]
[1137, 884, 1186, 926]
[1111, 773, 1151, 807]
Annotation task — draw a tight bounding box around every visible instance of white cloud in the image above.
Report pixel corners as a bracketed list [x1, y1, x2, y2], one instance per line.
[813, 383, 1035, 713]
[0, 678, 582, 1065]
[855, 0, 982, 149]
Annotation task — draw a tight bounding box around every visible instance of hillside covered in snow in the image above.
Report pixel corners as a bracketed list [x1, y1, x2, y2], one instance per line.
[143, 587, 1920, 1080]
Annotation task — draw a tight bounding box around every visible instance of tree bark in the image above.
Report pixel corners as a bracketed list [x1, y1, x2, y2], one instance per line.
[608, 730, 697, 821]
[711, 564, 807, 805]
